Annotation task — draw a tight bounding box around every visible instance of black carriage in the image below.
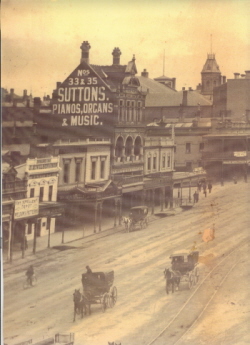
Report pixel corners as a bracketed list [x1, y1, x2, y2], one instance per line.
[81, 271, 117, 312]
[169, 250, 200, 289]
[128, 206, 149, 232]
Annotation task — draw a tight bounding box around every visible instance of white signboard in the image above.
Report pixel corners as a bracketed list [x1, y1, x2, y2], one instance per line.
[234, 151, 247, 157]
[14, 197, 39, 220]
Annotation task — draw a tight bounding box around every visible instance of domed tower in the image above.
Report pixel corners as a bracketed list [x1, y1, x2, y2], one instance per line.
[201, 53, 221, 100]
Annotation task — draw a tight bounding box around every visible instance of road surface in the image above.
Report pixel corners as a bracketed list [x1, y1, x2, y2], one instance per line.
[3, 181, 250, 345]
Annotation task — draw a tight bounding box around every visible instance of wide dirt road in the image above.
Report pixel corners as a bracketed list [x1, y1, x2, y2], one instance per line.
[3, 181, 250, 345]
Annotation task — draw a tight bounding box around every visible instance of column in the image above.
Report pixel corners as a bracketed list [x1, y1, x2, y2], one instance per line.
[94, 202, 98, 233]
[170, 186, 174, 209]
[33, 219, 38, 254]
[99, 202, 103, 232]
[165, 187, 169, 209]
[114, 199, 118, 227]
[47, 217, 51, 248]
[151, 189, 155, 215]
[188, 179, 192, 202]
[118, 199, 122, 225]
[21, 226, 26, 258]
[161, 187, 165, 211]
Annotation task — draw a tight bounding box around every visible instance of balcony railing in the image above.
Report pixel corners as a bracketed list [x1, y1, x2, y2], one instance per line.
[2, 180, 27, 194]
[202, 151, 250, 160]
[112, 175, 143, 185]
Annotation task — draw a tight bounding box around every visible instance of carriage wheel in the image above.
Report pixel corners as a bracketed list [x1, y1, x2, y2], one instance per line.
[102, 293, 109, 312]
[110, 286, 117, 307]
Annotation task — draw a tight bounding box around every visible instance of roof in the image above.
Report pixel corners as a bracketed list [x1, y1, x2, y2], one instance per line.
[201, 54, 221, 74]
[138, 76, 212, 107]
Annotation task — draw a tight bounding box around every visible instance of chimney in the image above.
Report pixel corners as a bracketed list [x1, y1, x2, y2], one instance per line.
[141, 69, 149, 78]
[223, 76, 226, 84]
[112, 47, 122, 65]
[80, 41, 91, 64]
[182, 87, 185, 91]
[10, 88, 14, 102]
[172, 78, 176, 90]
[241, 74, 246, 78]
[23, 89, 28, 101]
[182, 90, 188, 106]
[34, 97, 41, 107]
[245, 70, 250, 79]
[234, 73, 240, 79]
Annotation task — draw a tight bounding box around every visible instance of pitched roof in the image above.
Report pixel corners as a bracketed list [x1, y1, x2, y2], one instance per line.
[138, 76, 212, 107]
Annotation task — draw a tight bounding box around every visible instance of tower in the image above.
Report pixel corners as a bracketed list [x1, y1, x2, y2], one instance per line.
[201, 53, 221, 100]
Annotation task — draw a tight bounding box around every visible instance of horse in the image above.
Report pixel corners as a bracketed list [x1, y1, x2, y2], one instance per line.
[122, 216, 131, 231]
[73, 289, 91, 322]
[164, 268, 180, 294]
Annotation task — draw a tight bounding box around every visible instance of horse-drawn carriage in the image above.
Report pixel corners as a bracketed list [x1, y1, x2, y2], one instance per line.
[81, 271, 117, 312]
[125, 206, 148, 232]
[164, 250, 199, 293]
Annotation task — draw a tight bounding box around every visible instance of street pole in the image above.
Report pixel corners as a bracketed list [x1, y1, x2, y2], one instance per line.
[9, 204, 15, 263]
[22, 227, 25, 258]
[33, 219, 37, 254]
[47, 218, 51, 248]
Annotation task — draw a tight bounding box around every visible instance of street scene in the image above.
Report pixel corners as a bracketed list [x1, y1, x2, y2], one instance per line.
[2, 1, 250, 345]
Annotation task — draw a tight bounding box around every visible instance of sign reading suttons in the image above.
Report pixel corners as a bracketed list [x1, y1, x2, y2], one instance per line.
[51, 62, 114, 133]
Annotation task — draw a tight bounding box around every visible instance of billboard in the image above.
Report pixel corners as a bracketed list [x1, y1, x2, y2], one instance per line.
[14, 197, 39, 220]
[51, 61, 115, 137]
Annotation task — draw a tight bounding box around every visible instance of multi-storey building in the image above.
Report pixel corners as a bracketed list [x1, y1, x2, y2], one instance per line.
[202, 119, 250, 180]
[213, 71, 250, 121]
[15, 156, 61, 240]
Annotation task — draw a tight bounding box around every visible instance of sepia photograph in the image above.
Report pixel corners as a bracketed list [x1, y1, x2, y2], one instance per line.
[1, 1, 250, 345]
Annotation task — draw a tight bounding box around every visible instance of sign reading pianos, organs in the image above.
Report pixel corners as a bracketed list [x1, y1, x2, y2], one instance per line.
[51, 61, 115, 137]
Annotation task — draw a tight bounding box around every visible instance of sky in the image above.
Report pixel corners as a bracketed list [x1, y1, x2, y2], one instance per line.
[2, 0, 250, 98]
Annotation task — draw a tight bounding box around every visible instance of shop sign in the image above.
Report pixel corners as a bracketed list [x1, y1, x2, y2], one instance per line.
[14, 197, 39, 220]
[51, 61, 114, 132]
[234, 151, 247, 157]
[223, 160, 249, 164]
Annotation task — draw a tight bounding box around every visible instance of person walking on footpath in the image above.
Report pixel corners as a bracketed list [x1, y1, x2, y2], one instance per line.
[208, 182, 212, 193]
[203, 188, 207, 197]
[193, 191, 197, 204]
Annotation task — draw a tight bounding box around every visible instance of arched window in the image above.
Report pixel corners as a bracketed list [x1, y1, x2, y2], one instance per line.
[125, 136, 133, 157]
[134, 136, 141, 157]
[115, 136, 124, 158]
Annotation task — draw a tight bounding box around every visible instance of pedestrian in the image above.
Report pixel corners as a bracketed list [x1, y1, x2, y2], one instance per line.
[203, 182, 207, 192]
[193, 191, 197, 204]
[203, 189, 207, 197]
[25, 236, 28, 250]
[208, 182, 212, 193]
[196, 191, 199, 202]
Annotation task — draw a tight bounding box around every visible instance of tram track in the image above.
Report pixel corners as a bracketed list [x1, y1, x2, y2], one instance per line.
[146, 237, 250, 345]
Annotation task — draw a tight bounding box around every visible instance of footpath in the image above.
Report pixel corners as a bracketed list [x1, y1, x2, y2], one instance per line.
[2, 179, 241, 272]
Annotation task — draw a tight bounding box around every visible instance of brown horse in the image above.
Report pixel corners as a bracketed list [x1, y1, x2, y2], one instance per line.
[164, 268, 180, 294]
[73, 289, 91, 322]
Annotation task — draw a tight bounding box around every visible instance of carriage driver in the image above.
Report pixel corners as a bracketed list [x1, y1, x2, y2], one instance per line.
[86, 266, 93, 274]
[26, 265, 34, 286]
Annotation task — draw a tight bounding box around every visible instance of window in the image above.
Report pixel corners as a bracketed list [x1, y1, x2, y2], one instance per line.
[186, 143, 191, 154]
[100, 160, 105, 179]
[199, 143, 205, 151]
[75, 162, 81, 182]
[167, 155, 171, 167]
[91, 161, 96, 180]
[186, 162, 192, 171]
[48, 185, 53, 201]
[147, 157, 151, 170]
[39, 187, 44, 202]
[63, 163, 70, 183]
[153, 157, 157, 170]
[30, 188, 35, 198]
[162, 155, 166, 168]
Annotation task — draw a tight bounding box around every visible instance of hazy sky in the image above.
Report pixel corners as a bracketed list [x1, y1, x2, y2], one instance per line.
[2, 0, 250, 97]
